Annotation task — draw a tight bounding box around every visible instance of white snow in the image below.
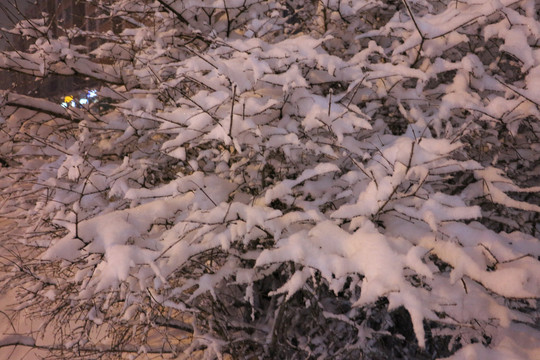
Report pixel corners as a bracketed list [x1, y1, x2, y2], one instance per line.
[2, 0, 540, 358]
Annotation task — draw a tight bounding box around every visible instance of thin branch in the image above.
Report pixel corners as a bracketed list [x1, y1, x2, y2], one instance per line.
[327, 88, 333, 117]
[153, 316, 194, 333]
[229, 85, 237, 138]
[401, 0, 425, 66]
[223, 0, 231, 37]
[156, 0, 189, 25]
[493, 76, 540, 108]
[0, 335, 184, 354]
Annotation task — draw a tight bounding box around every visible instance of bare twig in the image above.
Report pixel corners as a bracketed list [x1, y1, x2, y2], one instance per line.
[229, 85, 237, 138]
[156, 0, 189, 25]
[401, 0, 425, 66]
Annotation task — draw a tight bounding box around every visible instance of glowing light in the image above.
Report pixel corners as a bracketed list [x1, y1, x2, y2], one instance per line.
[59, 89, 100, 108]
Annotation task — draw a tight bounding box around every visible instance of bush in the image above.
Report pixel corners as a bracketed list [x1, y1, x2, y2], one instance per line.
[1, 0, 539, 358]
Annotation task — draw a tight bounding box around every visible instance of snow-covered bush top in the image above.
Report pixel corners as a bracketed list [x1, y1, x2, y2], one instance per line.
[1, 0, 539, 359]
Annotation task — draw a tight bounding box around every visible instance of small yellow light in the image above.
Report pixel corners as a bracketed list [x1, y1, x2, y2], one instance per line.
[64, 95, 74, 103]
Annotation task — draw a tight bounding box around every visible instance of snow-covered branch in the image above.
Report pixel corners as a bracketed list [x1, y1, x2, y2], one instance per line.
[1, 0, 539, 359]
[1, 91, 83, 120]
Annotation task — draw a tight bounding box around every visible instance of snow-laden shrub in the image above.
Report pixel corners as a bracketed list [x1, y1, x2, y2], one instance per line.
[1, 0, 539, 358]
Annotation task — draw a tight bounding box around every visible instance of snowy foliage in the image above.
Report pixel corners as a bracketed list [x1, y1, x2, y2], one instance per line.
[1, 0, 539, 359]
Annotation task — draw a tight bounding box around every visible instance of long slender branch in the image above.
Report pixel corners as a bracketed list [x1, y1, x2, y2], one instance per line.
[401, 0, 425, 66]
[494, 76, 540, 108]
[0, 336, 184, 354]
[156, 0, 189, 25]
[229, 85, 237, 138]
